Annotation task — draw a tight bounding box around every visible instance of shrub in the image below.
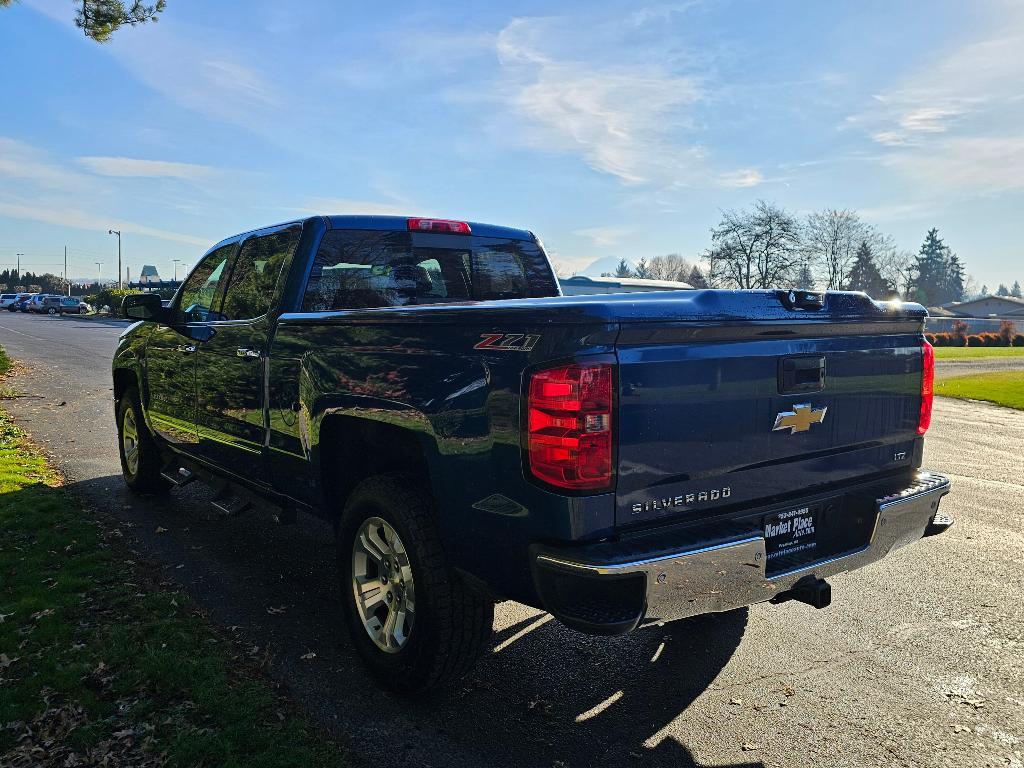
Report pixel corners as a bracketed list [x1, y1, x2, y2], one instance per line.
[1014, 334, 1024, 347]
[965, 334, 983, 346]
[84, 288, 142, 314]
[950, 319, 970, 345]
[998, 320, 1017, 346]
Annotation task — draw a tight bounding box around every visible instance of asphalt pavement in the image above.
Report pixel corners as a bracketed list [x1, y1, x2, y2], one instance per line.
[1, 311, 1022, 768]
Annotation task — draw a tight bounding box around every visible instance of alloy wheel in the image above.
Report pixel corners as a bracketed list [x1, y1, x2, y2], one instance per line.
[351, 516, 416, 653]
[121, 406, 140, 476]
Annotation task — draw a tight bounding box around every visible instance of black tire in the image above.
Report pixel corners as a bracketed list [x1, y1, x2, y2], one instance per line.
[47, 307, 57, 315]
[337, 474, 494, 693]
[116, 388, 170, 494]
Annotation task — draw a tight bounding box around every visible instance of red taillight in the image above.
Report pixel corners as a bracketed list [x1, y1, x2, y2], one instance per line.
[918, 341, 934, 435]
[407, 217, 472, 234]
[527, 363, 613, 491]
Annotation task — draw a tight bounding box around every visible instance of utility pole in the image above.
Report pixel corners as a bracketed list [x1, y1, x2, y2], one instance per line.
[15, 252, 23, 285]
[95, 262, 102, 286]
[172, 259, 181, 282]
[108, 229, 122, 288]
[64, 246, 69, 296]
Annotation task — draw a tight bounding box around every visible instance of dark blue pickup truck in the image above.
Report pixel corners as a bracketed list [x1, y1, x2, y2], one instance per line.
[113, 215, 951, 692]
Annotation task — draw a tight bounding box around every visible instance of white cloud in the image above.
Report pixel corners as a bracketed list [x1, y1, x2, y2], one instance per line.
[0, 137, 87, 191]
[573, 226, 628, 247]
[77, 156, 216, 179]
[0, 200, 211, 246]
[849, 9, 1024, 196]
[718, 168, 764, 188]
[882, 136, 1024, 195]
[0, 136, 214, 247]
[495, 17, 705, 186]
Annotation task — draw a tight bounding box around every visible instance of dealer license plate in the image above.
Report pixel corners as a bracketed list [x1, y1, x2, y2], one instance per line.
[764, 505, 819, 564]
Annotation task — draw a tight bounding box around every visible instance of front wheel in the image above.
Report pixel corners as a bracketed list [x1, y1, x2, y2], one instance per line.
[47, 308, 57, 315]
[337, 475, 494, 693]
[116, 388, 170, 494]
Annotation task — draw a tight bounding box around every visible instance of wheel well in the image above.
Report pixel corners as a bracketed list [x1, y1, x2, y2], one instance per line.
[318, 416, 432, 521]
[112, 369, 138, 405]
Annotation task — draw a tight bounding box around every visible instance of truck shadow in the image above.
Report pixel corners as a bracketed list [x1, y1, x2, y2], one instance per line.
[60, 474, 760, 768]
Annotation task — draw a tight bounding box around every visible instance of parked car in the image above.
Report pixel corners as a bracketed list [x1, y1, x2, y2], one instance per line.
[19, 293, 42, 312]
[112, 214, 952, 693]
[0, 294, 18, 309]
[39, 296, 89, 315]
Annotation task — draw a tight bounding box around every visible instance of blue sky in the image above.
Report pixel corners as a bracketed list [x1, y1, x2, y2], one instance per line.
[1, 0, 1021, 288]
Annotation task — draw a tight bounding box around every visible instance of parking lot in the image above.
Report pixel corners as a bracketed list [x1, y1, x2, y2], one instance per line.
[1, 310, 1022, 768]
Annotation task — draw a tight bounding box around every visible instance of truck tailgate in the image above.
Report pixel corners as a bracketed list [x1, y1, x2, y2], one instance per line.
[614, 292, 926, 530]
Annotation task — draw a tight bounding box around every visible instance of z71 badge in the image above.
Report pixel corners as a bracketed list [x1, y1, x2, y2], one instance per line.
[474, 333, 541, 352]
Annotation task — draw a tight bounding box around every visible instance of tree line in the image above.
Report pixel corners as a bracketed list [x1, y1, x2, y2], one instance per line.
[601, 200, 1015, 306]
[0, 270, 93, 296]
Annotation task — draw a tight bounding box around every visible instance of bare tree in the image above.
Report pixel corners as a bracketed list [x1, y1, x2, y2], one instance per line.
[802, 209, 875, 290]
[709, 200, 803, 289]
[647, 254, 693, 282]
[874, 241, 915, 299]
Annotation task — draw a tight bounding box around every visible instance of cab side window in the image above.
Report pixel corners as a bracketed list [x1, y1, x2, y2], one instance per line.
[220, 226, 301, 321]
[177, 244, 235, 323]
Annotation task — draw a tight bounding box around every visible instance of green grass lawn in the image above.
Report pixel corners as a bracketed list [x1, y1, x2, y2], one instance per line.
[935, 371, 1024, 410]
[0, 376, 343, 765]
[932, 346, 1024, 360]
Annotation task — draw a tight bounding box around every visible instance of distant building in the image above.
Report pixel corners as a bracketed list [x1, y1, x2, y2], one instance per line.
[926, 295, 1024, 333]
[139, 265, 161, 284]
[559, 275, 692, 296]
[939, 295, 1024, 318]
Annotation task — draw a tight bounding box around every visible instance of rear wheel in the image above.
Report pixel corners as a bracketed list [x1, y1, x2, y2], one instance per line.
[337, 474, 493, 693]
[116, 388, 170, 494]
[47, 307, 57, 315]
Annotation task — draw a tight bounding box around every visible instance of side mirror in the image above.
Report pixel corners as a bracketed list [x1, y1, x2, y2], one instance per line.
[121, 293, 167, 322]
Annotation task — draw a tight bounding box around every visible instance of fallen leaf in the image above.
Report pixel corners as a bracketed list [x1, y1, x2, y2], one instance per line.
[0, 612, 13, 623]
[300, 651, 316, 660]
[742, 744, 760, 752]
[30, 608, 54, 621]
[0, 653, 19, 669]
[266, 606, 287, 615]
[155, 527, 167, 533]
[729, 698, 743, 706]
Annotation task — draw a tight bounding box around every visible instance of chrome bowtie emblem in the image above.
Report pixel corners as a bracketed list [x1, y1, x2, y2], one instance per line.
[773, 404, 827, 434]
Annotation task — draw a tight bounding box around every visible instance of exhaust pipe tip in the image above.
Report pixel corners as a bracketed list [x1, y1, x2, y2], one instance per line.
[771, 576, 832, 610]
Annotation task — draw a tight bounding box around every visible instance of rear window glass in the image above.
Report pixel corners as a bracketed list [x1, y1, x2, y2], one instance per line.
[301, 229, 558, 312]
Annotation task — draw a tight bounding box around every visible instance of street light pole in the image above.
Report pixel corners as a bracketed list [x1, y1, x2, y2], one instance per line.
[108, 229, 122, 289]
[15, 253, 23, 285]
[95, 262, 102, 287]
[172, 259, 181, 281]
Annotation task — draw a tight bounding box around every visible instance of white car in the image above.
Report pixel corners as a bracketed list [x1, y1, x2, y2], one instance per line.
[0, 294, 18, 309]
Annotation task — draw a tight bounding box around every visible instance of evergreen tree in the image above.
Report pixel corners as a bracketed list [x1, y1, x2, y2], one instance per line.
[0, 0, 166, 43]
[996, 283, 1010, 296]
[909, 228, 952, 305]
[943, 251, 966, 303]
[613, 259, 633, 278]
[846, 241, 890, 297]
[1012, 281, 1022, 298]
[795, 261, 816, 290]
[633, 257, 652, 279]
[687, 265, 709, 289]
[981, 284, 989, 296]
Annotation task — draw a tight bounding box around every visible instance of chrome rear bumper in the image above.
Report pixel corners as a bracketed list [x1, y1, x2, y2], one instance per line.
[532, 471, 951, 634]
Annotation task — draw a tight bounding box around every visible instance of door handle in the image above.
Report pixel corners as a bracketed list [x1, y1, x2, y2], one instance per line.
[236, 348, 261, 359]
[176, 344, 196, 354]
